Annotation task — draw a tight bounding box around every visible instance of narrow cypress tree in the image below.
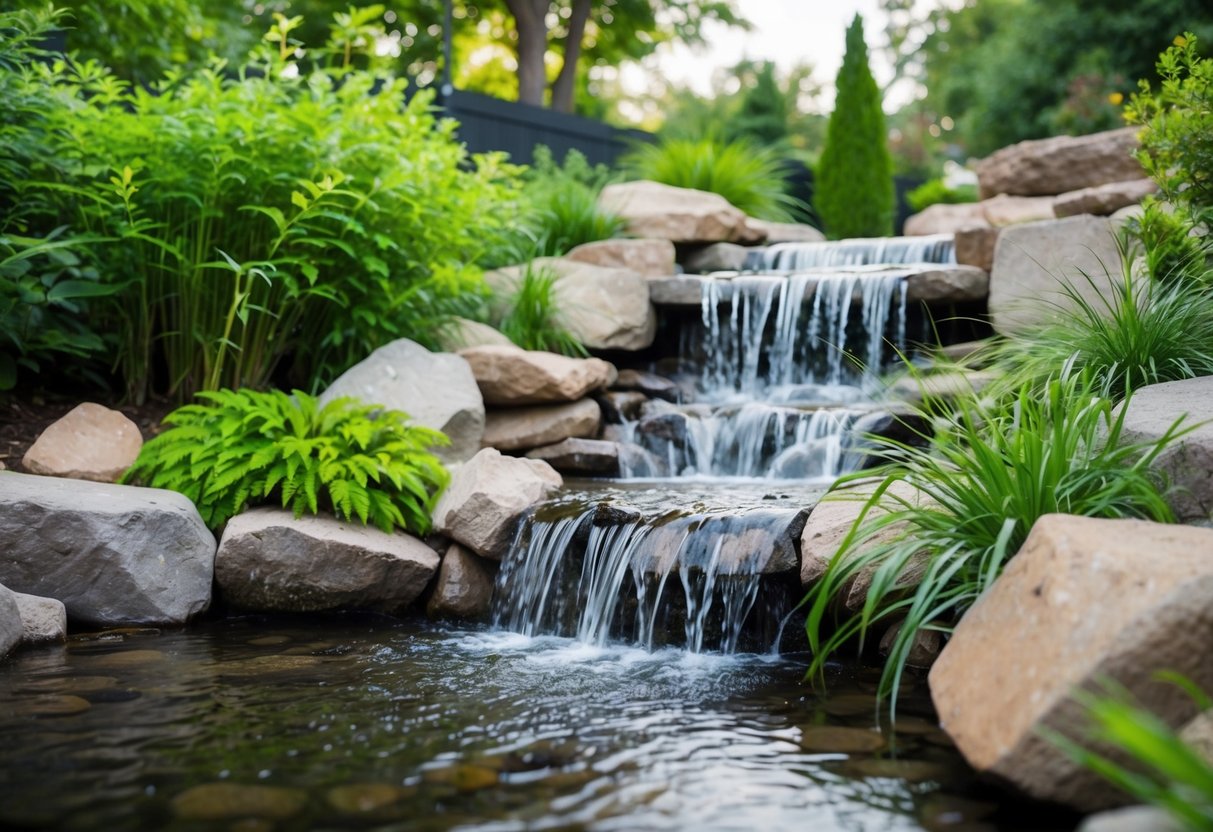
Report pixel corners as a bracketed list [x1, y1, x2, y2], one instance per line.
[815, 15, 895, 239]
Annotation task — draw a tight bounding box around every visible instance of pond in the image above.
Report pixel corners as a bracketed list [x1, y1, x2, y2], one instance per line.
[0, 616, 1069, 831]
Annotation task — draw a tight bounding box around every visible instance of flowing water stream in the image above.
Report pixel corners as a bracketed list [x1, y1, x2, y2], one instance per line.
[0, 236, 1053, 831]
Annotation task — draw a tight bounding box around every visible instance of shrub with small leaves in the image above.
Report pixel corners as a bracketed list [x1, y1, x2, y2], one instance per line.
[123, 389, 450, 534]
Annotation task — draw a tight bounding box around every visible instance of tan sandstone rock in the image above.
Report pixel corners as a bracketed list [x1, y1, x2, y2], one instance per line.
[566, 238, 677, 277]
[598, 180, 751, 244]
[482, 399, 601, 452]
[426, 543, 497, 621]
[745, 219, 826, 244]
[435, 317, 514, 352]
[980, 193, 1059, 227]
[976, 127, 1144, 199]
[904, 202, 990, 236]
[1053, 178, 1158, 218]
[22, 403, 142, 483]
[929, 514, 1213, 813]
[954, 226, 1000, 272]
[460, 345, 615, 406]
[432, 448, 562, 559]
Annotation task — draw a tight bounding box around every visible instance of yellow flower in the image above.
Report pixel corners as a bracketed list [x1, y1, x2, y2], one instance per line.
[1174, 34, 1189, 47]
[1108, 92, 1124, 106]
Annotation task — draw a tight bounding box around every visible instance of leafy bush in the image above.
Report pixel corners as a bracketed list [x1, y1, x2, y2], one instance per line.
[498, 264, 587, 357]
[906, 178, 978, 213]
[1127, 33, 1213, 214]
[11, 9, 523, 402]
[803, 373, 1185, 716]
[1129, 198, 1212, 286]
[623, 137, 804, 222]
[815, 14, 894, 239]
[124, 388, 449, 534]
[1049, 674, 1213, 830]
[516, 150, 626, 260]
[985, 243, 1213, 399]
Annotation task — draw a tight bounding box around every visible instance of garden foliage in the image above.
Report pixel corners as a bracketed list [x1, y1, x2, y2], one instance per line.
[804, 373, 1185, 716]
[815, 14, 894, 239]
[2, 5, 524, 402]
[905, 178, 977, 214]
[514, 147, 624, 260]
[124, 389, 449, 534]
[498, 264, 588, 357]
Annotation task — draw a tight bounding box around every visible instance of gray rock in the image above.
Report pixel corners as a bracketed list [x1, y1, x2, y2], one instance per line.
[526, 438, 622, 476]
[432, 448, 562, 559]
[0, 584, 21, 658]
[434, 317, 514, 352]
[0, 472, 214, 626]
[1053, 178, 1159, 218]
[681, 242, 749, 274]
[929, 514, 1213, 813]
[594, 390, 647, 423]
[22, 402, 142, 483]
[904, 266, 989, 303]
[614, 369, 683, 402]
[977, 127, 1145, 199]
[460, 345, 615, 406]
[215, 508, 439, 614]
[879, 619, 943, 669]
[1077, 806, 1183, 832]
[485, 258, 656, 351]
[426, 543, 497, 621]
[13, 591, 67, 643]
[1120, 375, 1213, 522]
[319, 339, 485, 463]
[647, 275, 712, 306]
[988, 215, 1123, 335]
[482, 399, 602, 452]
[745, 219, 825, 244]
[566, 238, 676, 277]
[598, 180, 750, 243]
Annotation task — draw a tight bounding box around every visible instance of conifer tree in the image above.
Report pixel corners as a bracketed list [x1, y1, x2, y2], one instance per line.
[815, 14, 894, 239]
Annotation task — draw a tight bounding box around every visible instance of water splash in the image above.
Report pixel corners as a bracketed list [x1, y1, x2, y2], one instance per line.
[755, 233, 956, 271]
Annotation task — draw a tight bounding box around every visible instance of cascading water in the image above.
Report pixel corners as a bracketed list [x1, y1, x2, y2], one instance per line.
[493, 235, 949, 655]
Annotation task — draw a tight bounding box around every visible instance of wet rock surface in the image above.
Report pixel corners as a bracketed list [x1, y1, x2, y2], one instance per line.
[426, 543, 497, 621]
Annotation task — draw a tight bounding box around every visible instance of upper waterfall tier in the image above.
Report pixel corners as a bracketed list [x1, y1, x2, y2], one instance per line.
[753, 233, 956, 271]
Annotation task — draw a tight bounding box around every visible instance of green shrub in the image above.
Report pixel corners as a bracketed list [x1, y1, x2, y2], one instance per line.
[1130, 198, 1212, 286]
[123, 388, 449, 534]
[804, 373, 1185, 717]
[623, 137, 804, 222]
[1127, 33, 1213, 214]
[1048, 675, 1213, 830]
[815, 14, 895, 239]
[986, 242, 1213, 399]
[905, 178, 978, 213]
[12, 10, 523, 402]
[498, 264, 587, 357]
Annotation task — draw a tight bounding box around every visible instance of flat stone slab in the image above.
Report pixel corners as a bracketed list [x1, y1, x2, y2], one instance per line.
[526, 438, 622, 476]
[930, 514, 1213, 812]
[648, 266, 988, 307]
[0, 472, 214, 626]
[460, 345, 615, 406]
[976, 126, 1144, 199]
[1120, 375, 1213, 522]
[482, 399, 602, 452]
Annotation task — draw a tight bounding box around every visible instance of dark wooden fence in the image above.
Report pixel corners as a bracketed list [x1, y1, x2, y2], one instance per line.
[436, 89, 652, 167]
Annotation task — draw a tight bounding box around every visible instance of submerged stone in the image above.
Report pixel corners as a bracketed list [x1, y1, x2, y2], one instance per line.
[170, 783, 308, 821]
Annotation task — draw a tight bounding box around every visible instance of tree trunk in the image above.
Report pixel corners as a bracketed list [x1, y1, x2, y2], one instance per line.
[550, 0, 593, 113]
[506, 0, 549, 106]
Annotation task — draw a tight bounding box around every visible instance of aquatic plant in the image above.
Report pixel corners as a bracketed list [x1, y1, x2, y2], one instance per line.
[803, 372, 1185, 716]
[124, 389, 449, 534]
[1047, 674, 1213, 830]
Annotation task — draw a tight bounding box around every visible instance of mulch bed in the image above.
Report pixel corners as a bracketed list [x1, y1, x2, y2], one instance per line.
[0, 394, 173, 473]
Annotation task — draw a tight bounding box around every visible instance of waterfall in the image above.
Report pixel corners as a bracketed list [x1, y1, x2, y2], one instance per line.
[755, 233, 956, 271]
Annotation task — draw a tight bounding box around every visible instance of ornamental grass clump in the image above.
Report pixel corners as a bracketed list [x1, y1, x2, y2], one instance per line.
[803, 372, 1187, 717]
[499, 264, 587, 357]
[123, 389, 449, 535]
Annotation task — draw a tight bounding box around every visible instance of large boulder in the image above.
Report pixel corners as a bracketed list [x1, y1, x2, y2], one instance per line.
[482, 399, 602, 452]
[432, 448, 562, 559]
[319, 339, 485, 463]
[0, 584, 21, 658]
[485, 257, 656, 351]
[598, 180, 751, 244]
[434, 317, 514, 352]
[988, 215, 1123, 335]
[215, 508, 438, 614]
[904, 203, 990, 236]
[980, 194, 1058, 227]
[426, 543, 497, 621]
[976, 127, 1144, 199]
[1120, 375, 1213, 522]
[929, 514, 1213, 813]
[22, 403, 142, 483]
[459, 345, 615, 406]
[0, 473, 214, 626]
[13, 591, 67, 643]
[1053, 178, 1158, 218]
[566, 238, 676, 277]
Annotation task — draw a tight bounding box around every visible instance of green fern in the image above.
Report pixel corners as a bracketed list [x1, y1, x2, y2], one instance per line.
[123, 389, 450, 534]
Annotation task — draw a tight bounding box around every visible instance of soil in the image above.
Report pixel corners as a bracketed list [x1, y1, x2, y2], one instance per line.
[0, 393, 173, 473]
